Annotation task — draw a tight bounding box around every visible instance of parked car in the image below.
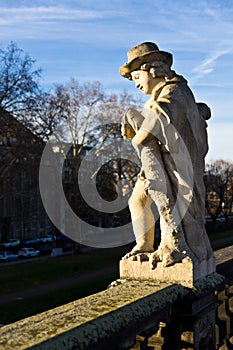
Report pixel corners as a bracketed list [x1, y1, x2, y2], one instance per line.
[0, 251, 19, 262]
[216, 217, 225, 223]
[40, 235, 54, 243]
[205, 215, 212, 222]
[18, 247, 40, 258]
[1, 239, 20, 248]
[22, 237, 40, 245]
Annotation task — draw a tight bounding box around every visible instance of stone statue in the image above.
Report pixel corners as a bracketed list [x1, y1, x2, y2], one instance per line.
[119, 42, 215, 284]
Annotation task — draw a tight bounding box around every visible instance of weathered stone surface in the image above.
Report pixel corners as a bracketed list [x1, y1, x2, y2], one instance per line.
[119, 42, 216, 284]
[215, 245, 233, 265]
[120, 254, 194, 287]
[0, 280, 182, 350]
[120, 254, 216, 287]
[0, 273, 224, 350]
[215, 245, 233, 284]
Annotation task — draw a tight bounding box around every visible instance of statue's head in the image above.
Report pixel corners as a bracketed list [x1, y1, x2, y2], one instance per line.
[119, 42, 173, 80]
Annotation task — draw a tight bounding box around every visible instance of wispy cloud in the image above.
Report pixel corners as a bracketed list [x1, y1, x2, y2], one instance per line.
[0, 6, 108, 23]
[0, 0, 231, 163]
[0, 5, 124, 42]
[192, 50, 230, 80]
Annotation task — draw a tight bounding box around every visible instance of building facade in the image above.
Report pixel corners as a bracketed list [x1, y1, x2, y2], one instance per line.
[0, 108, 51, 243]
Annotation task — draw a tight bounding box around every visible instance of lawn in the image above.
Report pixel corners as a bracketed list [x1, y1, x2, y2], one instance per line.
[0, 273, 117, 325]
[0, 229, 232, 325]
[209, 228, 233, 250]
[0, 244, 132, 325]
[209, 228, 233, 242]
[0, 243, 133, 296]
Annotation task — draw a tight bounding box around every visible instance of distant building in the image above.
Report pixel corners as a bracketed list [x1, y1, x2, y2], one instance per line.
[0, 112, 134, 244]
[0, 108, 51, 243]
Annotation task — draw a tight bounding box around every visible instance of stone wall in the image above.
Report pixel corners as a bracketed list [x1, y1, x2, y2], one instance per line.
[0, 246, 232, 350]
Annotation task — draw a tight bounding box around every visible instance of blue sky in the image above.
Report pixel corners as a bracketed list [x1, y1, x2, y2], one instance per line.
[0, 0, 232, 162]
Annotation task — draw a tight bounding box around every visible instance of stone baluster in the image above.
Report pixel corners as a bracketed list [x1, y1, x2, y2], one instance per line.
[130, 322, 166, 350]
[225, 285, 233, 337]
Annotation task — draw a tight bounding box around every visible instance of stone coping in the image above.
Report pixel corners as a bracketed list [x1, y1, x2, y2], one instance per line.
[215, 245, 233, 265]
[215, 245, 233, 284]
[0, 272, 224, 350]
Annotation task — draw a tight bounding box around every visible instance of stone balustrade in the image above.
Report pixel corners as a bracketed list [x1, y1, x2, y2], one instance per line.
[0, 246, 232, 350]
[215, 246, 233, 349]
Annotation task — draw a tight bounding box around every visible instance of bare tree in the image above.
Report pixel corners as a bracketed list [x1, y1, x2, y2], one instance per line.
[205, 160, 233, 223]
[96, 156, 140, 227]
[39, 80, 143, 235]
[42, 80, 142, 149]
[0, 42, 143, 241]
[0, 42, 42, 116]
[22, 91, 66, 140]
[41, 79, 105, 152]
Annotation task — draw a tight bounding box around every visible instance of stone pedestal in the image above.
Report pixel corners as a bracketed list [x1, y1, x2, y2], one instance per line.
[120, 254, 216, 287]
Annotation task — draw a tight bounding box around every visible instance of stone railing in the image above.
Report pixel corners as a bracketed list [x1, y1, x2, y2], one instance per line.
[215, 246, 233, 349]
[0, 246, 232, 350]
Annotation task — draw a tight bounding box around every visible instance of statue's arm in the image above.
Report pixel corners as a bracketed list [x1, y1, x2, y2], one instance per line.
[121, 108, 145, 140]
[131, 100, 171, 147]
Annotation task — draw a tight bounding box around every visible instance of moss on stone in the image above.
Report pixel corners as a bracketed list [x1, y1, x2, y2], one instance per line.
[0, 274, 225, 350]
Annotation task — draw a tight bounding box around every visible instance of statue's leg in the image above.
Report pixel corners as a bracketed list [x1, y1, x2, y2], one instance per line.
[148, 185, 194, 268]
[123, 178, 155, 259]
[138, 144, 190, 266]
[182, 201, 215, 272]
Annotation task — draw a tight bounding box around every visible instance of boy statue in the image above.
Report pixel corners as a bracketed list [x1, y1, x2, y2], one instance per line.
[119, 42, 215, 279]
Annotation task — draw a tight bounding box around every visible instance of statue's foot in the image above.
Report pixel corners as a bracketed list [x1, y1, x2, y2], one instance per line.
[150, 247, 189, 269]
[122, 244, 154, 260]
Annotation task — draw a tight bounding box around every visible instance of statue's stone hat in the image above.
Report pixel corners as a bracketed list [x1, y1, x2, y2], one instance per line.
[119, 42, 173, 79]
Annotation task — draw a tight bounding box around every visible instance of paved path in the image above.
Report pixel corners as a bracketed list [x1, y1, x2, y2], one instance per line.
[0, 265, 118, 305]
[0, 237, 232, 305]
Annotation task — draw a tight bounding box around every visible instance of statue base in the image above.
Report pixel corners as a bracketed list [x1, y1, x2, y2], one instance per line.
[119, 254, 215, 288]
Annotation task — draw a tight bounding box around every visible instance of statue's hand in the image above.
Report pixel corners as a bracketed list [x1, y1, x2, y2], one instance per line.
[124, 108, 145, 130]
[121, 123, 136, 139]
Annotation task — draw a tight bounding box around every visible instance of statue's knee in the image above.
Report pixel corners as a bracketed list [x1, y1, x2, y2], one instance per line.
[129, 199, 144, 213]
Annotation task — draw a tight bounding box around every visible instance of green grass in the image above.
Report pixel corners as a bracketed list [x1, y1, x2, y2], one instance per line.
[0, 273, 117, 325]
[0, 244, 133, 296]
[209, 228, 233, 250]
[0, 244, 132, 325]
[1, 230, 233, 326]
[211, 239, 233, 251]
[209, 228, 233, 242]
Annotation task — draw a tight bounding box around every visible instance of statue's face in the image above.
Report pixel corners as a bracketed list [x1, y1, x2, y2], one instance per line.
[131, 70, 162, 94]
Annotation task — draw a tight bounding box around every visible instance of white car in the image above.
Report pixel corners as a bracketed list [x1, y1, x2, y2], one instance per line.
[1, 239, 20, 248]
[18, 247, 40, 258]
[0, 251, 19, 262]
[216, 217, 225, 223]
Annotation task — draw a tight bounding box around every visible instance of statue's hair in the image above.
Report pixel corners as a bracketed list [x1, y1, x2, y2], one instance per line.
[140, 61, 174, 79]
